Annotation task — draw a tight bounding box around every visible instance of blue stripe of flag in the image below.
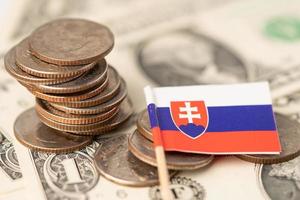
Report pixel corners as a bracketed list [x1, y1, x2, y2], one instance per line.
[156, 105, 276, 132]
[147, 103, 159, 128]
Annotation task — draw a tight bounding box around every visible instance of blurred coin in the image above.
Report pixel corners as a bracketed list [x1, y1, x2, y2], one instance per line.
[236, 113, 300, 164]
[136, 109, 153, 141]
[36, 98, 119, 125]
[94, 134, 177, 187]
[15, 39, 96, 78]
[14, 108, 92, 153]
[29, 75, 108, 103]
[40, 98, 133, 135]
[4, 48, 74, 85]
[50, 79, 127, 114]
[31, 59, 107, 94]
[128, 130, 214, 170]
[29, 18, 114, 65]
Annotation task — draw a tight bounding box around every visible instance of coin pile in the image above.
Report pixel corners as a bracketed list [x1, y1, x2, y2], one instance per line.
[93, 110, 215, 187]
[4, 19, 133, 153]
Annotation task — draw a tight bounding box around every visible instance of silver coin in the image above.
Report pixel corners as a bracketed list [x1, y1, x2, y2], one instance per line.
[128, 130, 214, 170]
[258, 155, 300, 200]
[94, 134, 177, 187]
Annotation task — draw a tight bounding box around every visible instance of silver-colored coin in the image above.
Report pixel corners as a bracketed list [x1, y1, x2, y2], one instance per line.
[258, 156, 300, 200]
[94, 134, 177, 187]
[128, 130, 214, 170]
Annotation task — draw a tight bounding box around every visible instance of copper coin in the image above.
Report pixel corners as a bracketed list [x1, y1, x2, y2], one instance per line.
[31, 59, 108, 94]
[42, 101, 118, 119]
[36, 98, 119, 125]
[41, 98, 133, 135]
[4, 48, 73, 85]
[236, 113, 300, 164]
[14, 108, 92, 153]
[29, 74, 109, 103]
[29, 18, 114, 65]
[37, 106, 117, 132]
[57, 66, 121, 108]
[50, 79, 127, 114]
[128, 130, 214, 170]
[15, 39, 96, 78]
[94, 134, 177, 187]
[136, 109, 153, 141]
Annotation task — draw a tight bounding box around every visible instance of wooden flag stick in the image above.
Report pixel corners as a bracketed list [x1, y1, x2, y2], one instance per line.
[155, 146, 172, 200]
[144, 86, 172, 200]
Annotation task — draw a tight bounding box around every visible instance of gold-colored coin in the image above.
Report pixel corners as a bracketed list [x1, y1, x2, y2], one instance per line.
[14, 108, 92, 153]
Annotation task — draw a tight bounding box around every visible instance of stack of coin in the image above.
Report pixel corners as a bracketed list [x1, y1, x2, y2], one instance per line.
[128, 110, 215, 170]
[4, 19, 133, 153]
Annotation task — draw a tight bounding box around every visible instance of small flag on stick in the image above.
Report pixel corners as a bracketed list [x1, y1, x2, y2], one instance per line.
[144, 82, 281, 155]
[144, 86, 172, 200]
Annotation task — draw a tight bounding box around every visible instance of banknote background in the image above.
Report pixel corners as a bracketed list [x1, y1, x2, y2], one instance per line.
[0, 0, 300, 199]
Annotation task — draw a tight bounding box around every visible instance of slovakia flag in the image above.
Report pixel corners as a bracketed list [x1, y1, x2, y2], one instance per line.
[144, 82, 281, 154]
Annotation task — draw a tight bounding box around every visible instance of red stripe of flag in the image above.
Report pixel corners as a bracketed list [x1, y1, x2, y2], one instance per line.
[161, 130, 281, 153]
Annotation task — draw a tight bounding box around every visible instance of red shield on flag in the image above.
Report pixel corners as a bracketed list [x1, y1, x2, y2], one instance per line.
[170, 101, 209, 139]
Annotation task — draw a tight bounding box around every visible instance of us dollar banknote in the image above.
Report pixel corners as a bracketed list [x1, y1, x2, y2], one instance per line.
[2, 0, 300, 200]
[0, 128, 23, 198]
[195, 0, 300, 99]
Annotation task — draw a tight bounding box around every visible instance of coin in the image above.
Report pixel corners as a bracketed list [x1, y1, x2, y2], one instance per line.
[43, 101, 118, 119]
[4, 48, 73, 85]
[128, 130, 214, 170]
[39, 98, 133, 135]
[29, 74, 109, 103]
[15, 39, 96, 78]
[94, 134, 177, 187]
[56, 66, 121, 108]
[14, 108, 92, 153]
[31, 59, 108, 94]
[29, 18, 114, 65]
[37, 106, 117, 132]
[36, 98, 119, 125]
[136, 109, 153, 141]
[236, 113, 300, 164]
[50, 79, 127, 114]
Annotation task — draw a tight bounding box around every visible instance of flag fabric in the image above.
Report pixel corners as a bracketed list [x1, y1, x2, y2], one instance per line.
[144, 82, 281, 154]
